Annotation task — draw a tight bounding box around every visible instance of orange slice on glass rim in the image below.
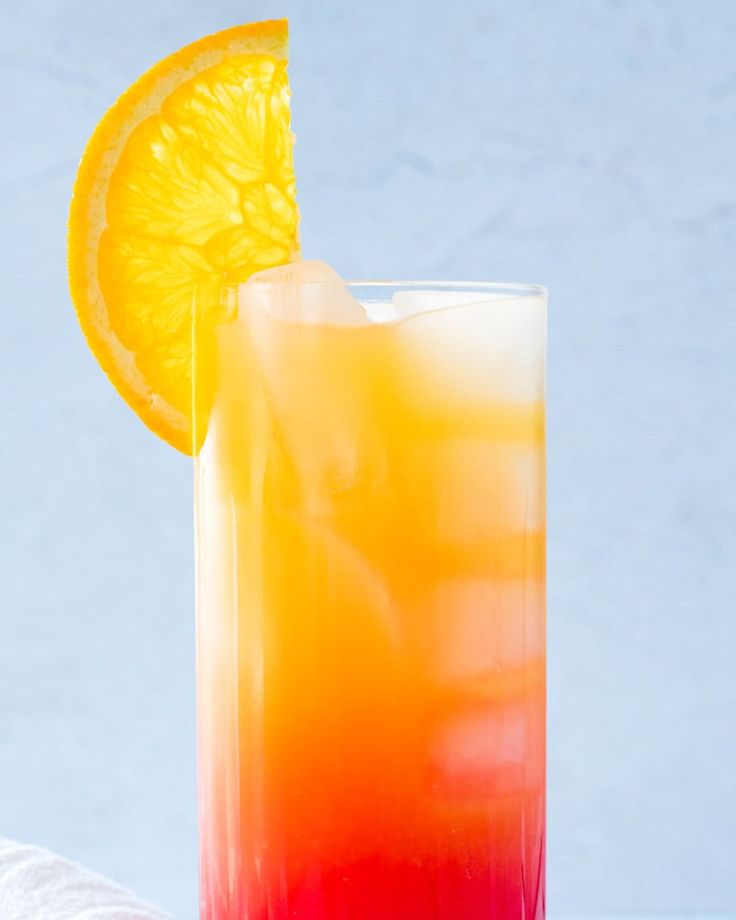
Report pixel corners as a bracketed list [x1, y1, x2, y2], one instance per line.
[67, 20, 299, 453]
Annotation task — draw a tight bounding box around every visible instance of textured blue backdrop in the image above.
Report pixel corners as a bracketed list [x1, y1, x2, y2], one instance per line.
[1, 0, 735, 916]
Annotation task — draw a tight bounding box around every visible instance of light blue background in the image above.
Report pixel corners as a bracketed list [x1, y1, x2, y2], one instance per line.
[2, 0, 735, 916]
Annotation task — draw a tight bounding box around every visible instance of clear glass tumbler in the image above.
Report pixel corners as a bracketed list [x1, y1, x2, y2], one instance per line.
[194, 279, 547, 920]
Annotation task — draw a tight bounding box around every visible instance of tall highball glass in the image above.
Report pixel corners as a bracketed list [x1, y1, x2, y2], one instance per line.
[194, 279, 547, 920]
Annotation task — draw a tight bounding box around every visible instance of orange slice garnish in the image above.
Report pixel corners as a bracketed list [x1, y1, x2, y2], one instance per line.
[68, 20, 299, 453]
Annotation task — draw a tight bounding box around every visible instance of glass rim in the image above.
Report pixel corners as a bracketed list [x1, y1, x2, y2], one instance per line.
[237, 279, 547, 297]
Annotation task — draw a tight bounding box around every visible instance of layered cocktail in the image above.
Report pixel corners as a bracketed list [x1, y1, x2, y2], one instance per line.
[195, 271, 546, 919]
[67, 19, 547, 918]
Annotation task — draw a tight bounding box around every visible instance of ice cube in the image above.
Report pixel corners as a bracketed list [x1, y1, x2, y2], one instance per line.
[396, 439, 545, 559]
[237, 262, 388, 518]
[411, 577, 545, 684]
[428, 702, 537, 797]
[393, 289, 546, 405]
[240, 260, 370, 326]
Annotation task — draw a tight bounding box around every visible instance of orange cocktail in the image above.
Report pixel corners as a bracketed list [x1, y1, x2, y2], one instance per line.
[195, 276, 546, 919]
[65, 13, 546, 917]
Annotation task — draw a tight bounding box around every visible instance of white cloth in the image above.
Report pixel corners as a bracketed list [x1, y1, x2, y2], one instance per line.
[0, 838, 170, 919]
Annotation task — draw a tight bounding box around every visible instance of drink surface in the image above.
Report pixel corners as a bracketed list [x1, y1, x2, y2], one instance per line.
[195, 285, 546, 919]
